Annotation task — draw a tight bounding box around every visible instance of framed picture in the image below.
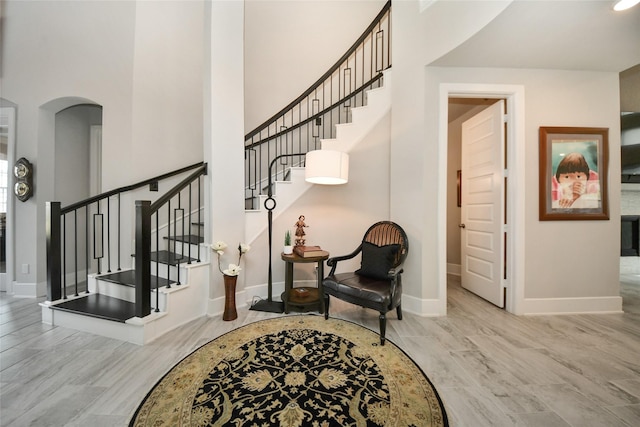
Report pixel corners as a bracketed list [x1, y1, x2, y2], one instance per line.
[539, 126, 609, 221]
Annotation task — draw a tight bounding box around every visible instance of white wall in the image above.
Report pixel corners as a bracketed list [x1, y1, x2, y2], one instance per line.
[426, 67, 621, 312]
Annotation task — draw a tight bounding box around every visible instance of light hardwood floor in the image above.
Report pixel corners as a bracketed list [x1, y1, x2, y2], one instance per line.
[1, 275, 640, 426]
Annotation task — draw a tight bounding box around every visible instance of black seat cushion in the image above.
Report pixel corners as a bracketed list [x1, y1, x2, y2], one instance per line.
[323, 272, 393, 312]
[355, 242, 400, 280]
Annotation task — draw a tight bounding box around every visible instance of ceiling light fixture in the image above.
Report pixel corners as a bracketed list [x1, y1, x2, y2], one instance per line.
[613, 0, 640, 11]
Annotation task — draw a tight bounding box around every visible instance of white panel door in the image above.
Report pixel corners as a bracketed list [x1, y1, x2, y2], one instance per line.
[460, 100, 505, 307]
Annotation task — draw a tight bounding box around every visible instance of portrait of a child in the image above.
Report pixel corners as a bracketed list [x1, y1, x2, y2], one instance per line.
[551, 151, 601, 209]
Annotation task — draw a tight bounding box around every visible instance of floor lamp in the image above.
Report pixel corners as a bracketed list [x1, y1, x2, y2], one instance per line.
[250, 150, 349, 313]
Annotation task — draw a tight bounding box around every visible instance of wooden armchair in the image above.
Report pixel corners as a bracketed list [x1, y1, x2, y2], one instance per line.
[322, 221, 409, 345]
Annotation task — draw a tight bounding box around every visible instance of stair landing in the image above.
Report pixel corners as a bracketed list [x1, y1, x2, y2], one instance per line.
[51, 293, 135, 322]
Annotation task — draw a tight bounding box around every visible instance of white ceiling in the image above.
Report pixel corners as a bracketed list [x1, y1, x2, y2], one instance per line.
[431, 0, 640, 73]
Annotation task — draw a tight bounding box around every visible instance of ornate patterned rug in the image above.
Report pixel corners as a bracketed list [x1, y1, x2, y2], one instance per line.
[130, 315, 448, 427]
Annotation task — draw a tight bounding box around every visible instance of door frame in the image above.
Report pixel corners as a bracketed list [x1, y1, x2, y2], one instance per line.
[438, 83, 525, 314]
[1, 106, 16, 293]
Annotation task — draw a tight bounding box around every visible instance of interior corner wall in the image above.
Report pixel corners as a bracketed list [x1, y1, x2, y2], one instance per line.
[207, 0, 246, 301]
[425, 66, 622, 313]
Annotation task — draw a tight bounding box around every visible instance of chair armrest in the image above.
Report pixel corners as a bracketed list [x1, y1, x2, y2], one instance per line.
[326, 244, 363, 275]
[387, 266, 404, 278]
[388, 263, 405, 296]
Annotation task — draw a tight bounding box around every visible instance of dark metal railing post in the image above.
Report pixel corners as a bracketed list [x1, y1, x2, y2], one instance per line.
[135, 200, 152, 318]
[107, 196, 111, 273]
[85, 205, 90, 294]
[117, 193, 121, 271]
[188, 183, 192, 262]
[155, 212, 160, 312]
[46, 202, 62, 302]
[166, 201, 171, 289]
[62, 215, 67, 299]
[74, 210, 78, 296]
[197, 175, 202, 262]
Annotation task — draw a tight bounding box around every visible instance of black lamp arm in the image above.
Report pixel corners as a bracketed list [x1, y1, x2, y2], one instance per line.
[267, 153, 306, 198]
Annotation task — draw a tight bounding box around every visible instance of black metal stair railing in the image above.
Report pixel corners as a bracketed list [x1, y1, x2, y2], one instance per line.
[46, 162, 207, 319]
[135, 163, 207, 317]
[244, 0, 392, 209]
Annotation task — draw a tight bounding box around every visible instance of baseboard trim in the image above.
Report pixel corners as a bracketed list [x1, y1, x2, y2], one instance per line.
[521, 296, 623, 315]
[447, 263, 461, 276]
[12, 281, 42, 298]
[208, 290, 248, 317]
[401, 294, 446, 317]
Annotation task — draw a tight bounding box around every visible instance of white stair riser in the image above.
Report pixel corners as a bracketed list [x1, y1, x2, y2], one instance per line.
[161, 242, 206, 259]
[89, 279, 169, 311]
[45, 262, 209, 345]
[150, 261, 191, 283]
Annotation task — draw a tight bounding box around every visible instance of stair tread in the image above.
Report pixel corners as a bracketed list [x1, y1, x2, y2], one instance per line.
[51, 294, 135, 323]
[163, 235, 204, 245]
[98, 270, 174, 288]
[151, 250, 197, 265]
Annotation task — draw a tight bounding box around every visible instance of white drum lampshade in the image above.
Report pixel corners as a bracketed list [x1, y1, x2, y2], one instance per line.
[304, 150, 349, 185]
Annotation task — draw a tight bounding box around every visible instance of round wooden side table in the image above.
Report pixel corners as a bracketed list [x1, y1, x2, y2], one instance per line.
[280, 251, 329, 314]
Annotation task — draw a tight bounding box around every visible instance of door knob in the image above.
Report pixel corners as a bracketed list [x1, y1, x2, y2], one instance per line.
[458, 224, 466, 228]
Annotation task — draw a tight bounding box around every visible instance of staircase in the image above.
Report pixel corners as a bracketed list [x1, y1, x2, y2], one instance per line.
[41, 1, 392, 345]
[42, 164, 210, 345]
[245, 69, 392, 243]
[42, 229, 209, 345]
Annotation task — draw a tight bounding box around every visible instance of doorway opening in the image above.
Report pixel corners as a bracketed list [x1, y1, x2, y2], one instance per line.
[0, 106, 16, 293]
[438, 83, 525, 315]
[449, 98, 506, 308]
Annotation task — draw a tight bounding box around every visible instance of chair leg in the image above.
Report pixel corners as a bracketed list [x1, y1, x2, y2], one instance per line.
[323, 294, 330, 320]
[379, 313, 386, 346]
[396, 304, 403, 320]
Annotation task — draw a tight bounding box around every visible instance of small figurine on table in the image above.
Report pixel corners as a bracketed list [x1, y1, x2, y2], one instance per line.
[294, 215, 307, 246]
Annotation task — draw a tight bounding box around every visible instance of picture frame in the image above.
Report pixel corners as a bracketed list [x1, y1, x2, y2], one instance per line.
[539, 126, 609, 221]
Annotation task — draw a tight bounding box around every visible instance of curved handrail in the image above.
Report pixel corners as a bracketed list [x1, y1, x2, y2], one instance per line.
[243, 1, 392, 209]
[245, 0, 391, 141]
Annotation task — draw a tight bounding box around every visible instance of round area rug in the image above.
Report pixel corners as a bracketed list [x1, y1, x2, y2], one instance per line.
[130, 315, 448, 427]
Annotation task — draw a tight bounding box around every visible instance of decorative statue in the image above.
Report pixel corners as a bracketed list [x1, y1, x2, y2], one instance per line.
[294, 215, 307, 246]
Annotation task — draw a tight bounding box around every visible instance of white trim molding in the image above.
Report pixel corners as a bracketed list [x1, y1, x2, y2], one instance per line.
[401, 294, 446, 317]
[439, 83, 526, 315]
[521, 296, 623, 315]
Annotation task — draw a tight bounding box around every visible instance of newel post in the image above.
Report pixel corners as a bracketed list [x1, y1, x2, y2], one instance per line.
[135, 200, 152, 318]
[46, 202, 62, 302]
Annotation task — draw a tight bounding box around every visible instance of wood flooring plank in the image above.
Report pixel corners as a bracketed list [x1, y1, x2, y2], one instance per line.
[1, 275, 639, 426]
